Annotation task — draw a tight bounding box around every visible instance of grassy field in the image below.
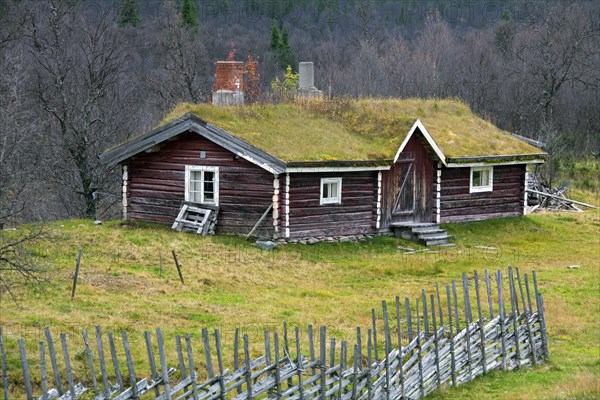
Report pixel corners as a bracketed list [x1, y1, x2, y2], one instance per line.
[0, 206, 598, 398]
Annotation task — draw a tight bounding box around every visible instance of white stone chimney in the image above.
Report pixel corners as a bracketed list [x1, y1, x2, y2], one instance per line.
[297, 62, 323, 99]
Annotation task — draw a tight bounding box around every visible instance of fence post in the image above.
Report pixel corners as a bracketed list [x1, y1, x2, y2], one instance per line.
[108, 332, 124, 391]
[533, 271, 549, 360]
[60, 333, 77, 399]
[18, 340, 33, 400]
[497, 270, 508, 371]
[395, 296, 405, 399]
[319, 326, 327, 400]
[462, 272, 473, 381]
[144, 330, 161, 398]
[44, 327, 63, 396]
[185, 333, 200, 400]
[39, 342, 48, 400]
[295, 327, 304, 400]
[430, 294, 441, 389]
[156, 328, 172, 400]
[97, 327, 112, 399]
[82, 329, 98, 396]
[446, 285, 457, 387]
[214, 330, 226, 400]
[473, 271, 487, 374]
[1, 327, 10, 400]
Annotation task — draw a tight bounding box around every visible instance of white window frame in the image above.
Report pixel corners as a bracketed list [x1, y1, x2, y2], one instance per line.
[470, 166, 493, 193]
[320, 177, 342, 205]
[185, 165, 220, 205]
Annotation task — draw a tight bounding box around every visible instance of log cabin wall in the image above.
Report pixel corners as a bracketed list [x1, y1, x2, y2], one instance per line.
[440, 164, 526, 223]
[126, 132, 275, 237]
[286, 172, 378, 238]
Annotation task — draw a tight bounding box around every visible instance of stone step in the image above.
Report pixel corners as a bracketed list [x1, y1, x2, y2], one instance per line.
[412, 225, 443, 233]
[421, 238, 453, 246]
[418, 232, 451, 240]
[390, 222, 437, 228]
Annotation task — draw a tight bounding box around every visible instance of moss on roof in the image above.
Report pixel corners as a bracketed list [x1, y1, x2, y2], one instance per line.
[160, 98, 544, 163]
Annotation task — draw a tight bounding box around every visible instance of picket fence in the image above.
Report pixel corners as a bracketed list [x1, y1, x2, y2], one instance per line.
[0, 267, 548, 400]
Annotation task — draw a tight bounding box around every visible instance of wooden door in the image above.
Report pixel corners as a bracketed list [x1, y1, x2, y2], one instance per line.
[392, 152, 415, 222]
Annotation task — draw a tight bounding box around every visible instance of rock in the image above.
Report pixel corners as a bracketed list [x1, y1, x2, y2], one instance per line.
[339, 237, 351, 243]
[348, 235, 358, 242]
[357, 234, 365, 241]
[325, 237, 336, 242]
[307, 237, 320, 245]
[299, 240, 308, 245]
[567, 265, 581, 269]
[256, 240, 278, 250]
[94, 220, 102, 225]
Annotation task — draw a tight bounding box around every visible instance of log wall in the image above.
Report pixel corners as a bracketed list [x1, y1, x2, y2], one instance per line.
[440, 165, 526, 223]
[126, 132, 275, 237]
[286, 172, 378, 238]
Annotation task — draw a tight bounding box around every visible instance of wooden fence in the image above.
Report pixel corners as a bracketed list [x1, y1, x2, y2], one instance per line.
[1, 267, 548, 400]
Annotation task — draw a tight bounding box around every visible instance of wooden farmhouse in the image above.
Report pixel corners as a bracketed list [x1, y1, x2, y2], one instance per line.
[100, 97, 547, 244]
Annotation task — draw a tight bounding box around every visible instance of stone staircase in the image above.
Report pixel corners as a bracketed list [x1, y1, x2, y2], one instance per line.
[390, 222, 453, 246]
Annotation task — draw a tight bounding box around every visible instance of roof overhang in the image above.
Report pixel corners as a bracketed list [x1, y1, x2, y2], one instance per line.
[445, 154, 548, 167]
[285, 160, 392, 173]
[393, 119, 447, 166]
[99, 113, 287, 175]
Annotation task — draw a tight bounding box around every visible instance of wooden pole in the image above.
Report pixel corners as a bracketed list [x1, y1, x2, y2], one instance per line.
[39, 342, 48, 400]
[171, 250, 184, 284]
[526, 189, 598, 208]
[70, 248, 83, 300]
[0, 327, 10, 400]
[18, 339, 33, 400]
[246, 203, 273, 239]
[44, 327, 63, 396]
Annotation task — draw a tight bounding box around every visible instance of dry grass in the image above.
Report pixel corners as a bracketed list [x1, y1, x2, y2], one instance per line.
[0, 209, 598, 399]
[158, 98, 544, 162]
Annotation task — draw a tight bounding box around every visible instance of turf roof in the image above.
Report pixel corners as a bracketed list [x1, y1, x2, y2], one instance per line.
[158, 98, 545, 163]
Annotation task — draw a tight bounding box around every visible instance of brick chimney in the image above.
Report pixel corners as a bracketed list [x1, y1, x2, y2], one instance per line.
[212, 61, 244, 106]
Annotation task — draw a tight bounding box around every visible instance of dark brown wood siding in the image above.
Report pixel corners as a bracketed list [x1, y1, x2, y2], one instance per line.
[287, 172, 377, 238]
[126, 132, 275, 236]
[440, 164, 525, 223]
[381, 133, 434, 227]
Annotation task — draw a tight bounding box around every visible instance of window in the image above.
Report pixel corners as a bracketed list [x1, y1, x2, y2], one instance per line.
[320, 177, 342, 205]
[470, 166, 493, 193]
[185, 166, 219, 205]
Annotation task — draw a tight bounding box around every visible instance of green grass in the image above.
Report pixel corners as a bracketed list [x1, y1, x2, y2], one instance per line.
[0, 209, 599, 399]
[152, 98, 544, 162]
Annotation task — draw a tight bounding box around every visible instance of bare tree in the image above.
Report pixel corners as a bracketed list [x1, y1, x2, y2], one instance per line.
[26, 0, 133, 219]
[148, 0, 211, 107]
[511, 2, 599, 133]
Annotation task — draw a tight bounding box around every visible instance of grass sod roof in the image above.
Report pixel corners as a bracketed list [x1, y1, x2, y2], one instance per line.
[158, 98, 545, 164]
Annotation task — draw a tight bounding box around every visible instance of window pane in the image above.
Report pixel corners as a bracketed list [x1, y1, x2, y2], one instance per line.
[473, 170, 482, 187]
[204, 171, 214, 182]
[330, 182, 338, 198]
[481, 170, 489, 186]
[191, 191, 201, 203]
[323, 183, 329, 198]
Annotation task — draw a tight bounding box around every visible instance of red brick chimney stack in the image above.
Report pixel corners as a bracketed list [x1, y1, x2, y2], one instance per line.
[213, 61, 244, 105]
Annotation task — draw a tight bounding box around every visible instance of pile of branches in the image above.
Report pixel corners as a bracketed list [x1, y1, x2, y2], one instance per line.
[526, 174, 597, 212]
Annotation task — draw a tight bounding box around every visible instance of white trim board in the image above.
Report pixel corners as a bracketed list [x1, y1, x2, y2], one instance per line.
[285, 166, 390, 173]
[446, 159, 546, 168]
[393, 119, 447, 165]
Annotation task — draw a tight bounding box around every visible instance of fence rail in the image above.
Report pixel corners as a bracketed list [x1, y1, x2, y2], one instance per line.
[1, 267, 547, 400]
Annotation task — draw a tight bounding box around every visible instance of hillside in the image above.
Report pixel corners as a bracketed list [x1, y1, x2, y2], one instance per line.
[0, 209, 598, 398]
